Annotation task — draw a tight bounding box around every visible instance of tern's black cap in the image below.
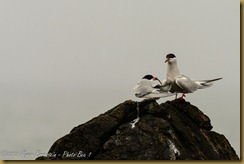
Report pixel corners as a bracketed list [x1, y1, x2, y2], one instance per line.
[142, 75, 154, 80]
[166, 53, 176, 58]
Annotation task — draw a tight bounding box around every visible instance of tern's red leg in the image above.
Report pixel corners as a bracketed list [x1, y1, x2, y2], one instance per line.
[179, 93, 186, 99]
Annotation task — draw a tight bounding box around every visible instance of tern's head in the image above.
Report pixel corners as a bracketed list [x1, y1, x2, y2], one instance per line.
[142, 75, 162, 85]
[142, 75, 158, 81]
[165, 53, 176, 63]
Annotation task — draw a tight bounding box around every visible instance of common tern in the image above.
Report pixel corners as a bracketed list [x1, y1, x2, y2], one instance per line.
[163, 53, 223, 99]
[134, 75, 174, 99]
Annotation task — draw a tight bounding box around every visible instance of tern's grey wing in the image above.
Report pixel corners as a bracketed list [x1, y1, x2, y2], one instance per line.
[175, 75, 198, 93]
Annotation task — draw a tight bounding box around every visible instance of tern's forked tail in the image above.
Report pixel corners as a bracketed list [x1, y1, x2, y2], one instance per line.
[203, 77, 223, 83]
[195, 77, 223, 89]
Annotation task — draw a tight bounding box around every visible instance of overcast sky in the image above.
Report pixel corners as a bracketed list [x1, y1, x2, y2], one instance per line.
[0, 0, 240, 160]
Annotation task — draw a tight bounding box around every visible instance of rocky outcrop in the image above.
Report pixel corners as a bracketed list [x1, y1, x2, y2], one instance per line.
[36, 99, 239, 160]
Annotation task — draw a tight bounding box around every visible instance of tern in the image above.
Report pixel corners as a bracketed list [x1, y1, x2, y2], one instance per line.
[134, 75, 174, 99]
[163, 53, 222, 99]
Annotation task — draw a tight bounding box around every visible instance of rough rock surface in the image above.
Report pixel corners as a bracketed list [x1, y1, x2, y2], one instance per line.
[36, 99, 239, 160]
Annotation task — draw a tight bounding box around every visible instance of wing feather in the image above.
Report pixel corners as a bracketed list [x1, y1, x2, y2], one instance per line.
[175, 76, 197, 93]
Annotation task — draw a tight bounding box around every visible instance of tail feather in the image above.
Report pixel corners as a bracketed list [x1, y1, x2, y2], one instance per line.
[195, 78, 222, 89]
[201, 78, 223, 83]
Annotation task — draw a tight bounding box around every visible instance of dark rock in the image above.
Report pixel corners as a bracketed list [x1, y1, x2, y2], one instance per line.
[36, 99, 239, 160]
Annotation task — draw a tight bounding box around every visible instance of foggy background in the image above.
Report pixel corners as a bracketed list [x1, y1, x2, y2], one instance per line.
[0, 0, 240, 160]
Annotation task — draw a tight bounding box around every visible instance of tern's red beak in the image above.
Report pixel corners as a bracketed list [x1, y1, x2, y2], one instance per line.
[165, 58, 170, 63]
[152, 77, 158, 80]
[153, 77, 163, 85]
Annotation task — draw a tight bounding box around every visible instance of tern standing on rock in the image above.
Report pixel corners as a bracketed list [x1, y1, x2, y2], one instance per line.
[162, 53, 222, 99]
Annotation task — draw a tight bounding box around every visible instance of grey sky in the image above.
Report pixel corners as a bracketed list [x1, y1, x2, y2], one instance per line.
[0, 0, 240, 160]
